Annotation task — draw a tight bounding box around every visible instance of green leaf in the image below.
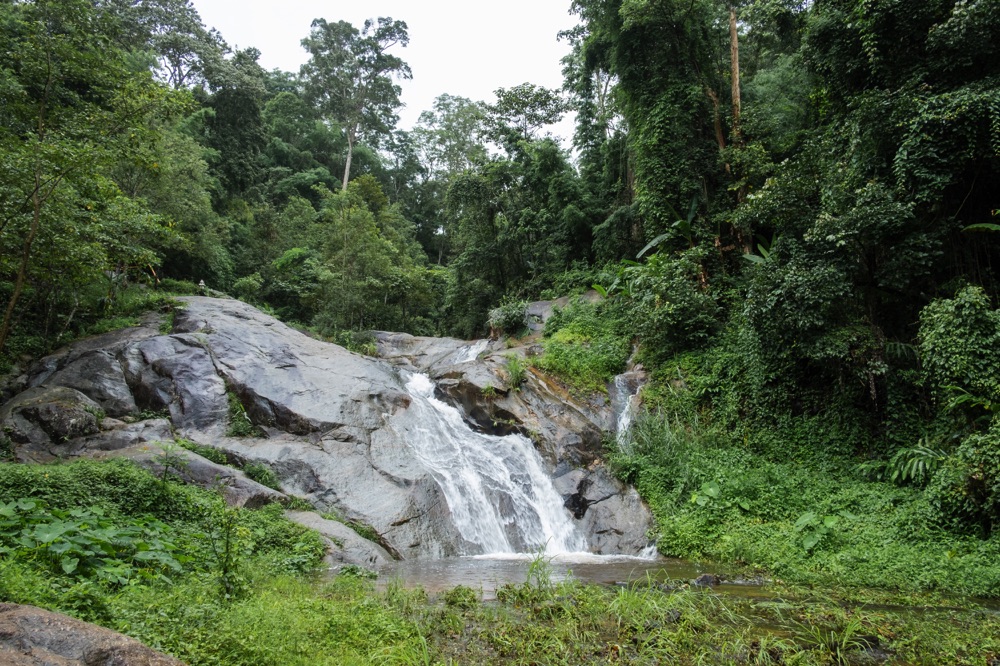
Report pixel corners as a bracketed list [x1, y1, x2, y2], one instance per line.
[637, 233, 670, 259]
[963, 223, 1000, 233]
[34, 523, 69, 544]
[794, 512, 817, 531]
[61, 557, 79, 574]
[823, 515, 839, 529]
[802, 532, 821, 550]
[702, 481, 721, 498]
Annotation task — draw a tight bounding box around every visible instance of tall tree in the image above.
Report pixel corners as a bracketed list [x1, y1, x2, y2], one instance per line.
[300, 17, 411, 191]
[484, 83, 568, 153]
[0, 0, 173, 353]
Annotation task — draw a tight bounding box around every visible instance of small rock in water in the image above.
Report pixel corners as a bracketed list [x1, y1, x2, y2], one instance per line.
[692, 573, 721, 587]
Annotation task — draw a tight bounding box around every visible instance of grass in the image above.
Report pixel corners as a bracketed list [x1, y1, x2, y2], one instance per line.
[532, 299, 631, 394]
[2, 459, 999, 664]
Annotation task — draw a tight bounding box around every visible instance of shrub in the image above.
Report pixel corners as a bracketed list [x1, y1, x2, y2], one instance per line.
[919, 285, 1000, 404]
[232, 272, 264, 303]
[503, 354, 526, 390]
[243, 462, 281, 490]
[487, 298, 528, 337]
[534, 299, 629, 392]
[926, 423, 1000, 538]
[227, 392, 261, 438]
[628, 249, 722, 366]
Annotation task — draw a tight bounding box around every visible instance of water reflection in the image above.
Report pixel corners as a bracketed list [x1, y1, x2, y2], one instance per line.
[377, 554, 721, 600]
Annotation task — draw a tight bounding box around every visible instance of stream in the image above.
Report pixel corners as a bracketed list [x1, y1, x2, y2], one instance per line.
[374, 362, 681, 596]
[377, 554, 747, 600]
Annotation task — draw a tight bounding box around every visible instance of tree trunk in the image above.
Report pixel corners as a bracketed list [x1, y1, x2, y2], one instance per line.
[0, 170, 43, 354]
[341, 129, 355, 191]
[705, 88, 729, 172]
[729, 5, 742, 144]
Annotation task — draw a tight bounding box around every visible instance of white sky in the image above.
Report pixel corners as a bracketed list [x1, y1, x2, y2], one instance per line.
[191, 0, 580, 142]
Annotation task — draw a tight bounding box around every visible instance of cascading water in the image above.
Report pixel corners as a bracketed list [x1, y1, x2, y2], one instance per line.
[609, 371, 644, 455]
[455, 339, 489, 364]
[399, 373, 587, 555]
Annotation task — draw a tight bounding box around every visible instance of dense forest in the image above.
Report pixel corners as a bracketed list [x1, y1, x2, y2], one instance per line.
[4, 0, 1000, 601]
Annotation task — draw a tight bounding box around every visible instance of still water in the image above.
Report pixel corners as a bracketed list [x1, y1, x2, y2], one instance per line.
[376, 553, 737, 600]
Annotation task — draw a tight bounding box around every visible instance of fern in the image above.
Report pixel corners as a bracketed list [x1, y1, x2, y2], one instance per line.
[887, 441, 946, 486]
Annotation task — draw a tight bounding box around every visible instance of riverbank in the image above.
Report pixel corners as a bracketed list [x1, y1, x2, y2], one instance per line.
[2, 459, 999, 665]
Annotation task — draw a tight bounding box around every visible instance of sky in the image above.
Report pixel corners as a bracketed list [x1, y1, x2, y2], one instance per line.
[190, 0, 580, 141]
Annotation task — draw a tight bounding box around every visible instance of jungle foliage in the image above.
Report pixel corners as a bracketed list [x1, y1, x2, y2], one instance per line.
[3, 0, 1000, 605]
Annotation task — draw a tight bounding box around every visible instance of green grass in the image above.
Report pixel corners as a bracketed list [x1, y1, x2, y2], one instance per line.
[533, 299, 630, 393]
[610, 411, 1000, 598]
[2, 459, 999, 664]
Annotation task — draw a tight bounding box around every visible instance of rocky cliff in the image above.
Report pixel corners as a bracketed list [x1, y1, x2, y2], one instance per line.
[1, 296, 653, 559]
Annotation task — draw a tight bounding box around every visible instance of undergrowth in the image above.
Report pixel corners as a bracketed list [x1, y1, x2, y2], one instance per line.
[533, 298, 630, 393]
[2, 459, 999, 664]
[610, 406, 1000, 598]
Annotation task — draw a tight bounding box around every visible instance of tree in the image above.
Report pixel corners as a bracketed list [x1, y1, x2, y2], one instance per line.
[300, 17, 411, 191]
[204, 48, 268, 199]
[0, 0, 174, 354]
[108, 0, 228, 89]
[484, 83, 568, 153]
[412, 94, 488, 180]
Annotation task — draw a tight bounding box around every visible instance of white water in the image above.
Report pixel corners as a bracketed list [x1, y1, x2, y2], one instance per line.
[455, 339, 489, 364]
[401, 373, 587, 555]
[611, 373, 643, 454]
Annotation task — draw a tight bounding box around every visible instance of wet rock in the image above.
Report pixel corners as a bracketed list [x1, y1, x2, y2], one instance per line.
[0, 603, 184, 665]
[77, 419, 174, 453]
[30, 350, 136, 418]
[692, 573, 721, 587]
[373, 332, 474, 371]
[286, 511, 394, 568]
[552, 466, 652, 554]
[122, 335, 228, 436]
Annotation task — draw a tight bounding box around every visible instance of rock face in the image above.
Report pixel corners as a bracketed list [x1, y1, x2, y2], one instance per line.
[374, 330, 654, 555]
[0, 603, 184, 665]
[285, 511, 394, 569]
[2, 296, 653, 559]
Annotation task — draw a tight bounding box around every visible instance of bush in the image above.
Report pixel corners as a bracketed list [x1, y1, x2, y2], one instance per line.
[488, 298, 528, 337]
[534, 299, 630, 392]
[919, 285, 1000, 403]
[627, 250, 722, 366]
[158, 278, 201, 295]
[232, 272, 264, 303]
[243, 462, 281, 491]
[926, 423, 1000, 538]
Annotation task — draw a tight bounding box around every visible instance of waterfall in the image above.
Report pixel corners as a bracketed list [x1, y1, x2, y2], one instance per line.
[455, 339, 489, 364]
[609, 370, 645, 455]
[399, 373, 587, 555]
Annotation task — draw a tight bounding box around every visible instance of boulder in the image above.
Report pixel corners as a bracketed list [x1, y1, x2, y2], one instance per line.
[1, 386, 103, 462]
[285, 511, 393, 569]
[0, 603, 184, 665]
